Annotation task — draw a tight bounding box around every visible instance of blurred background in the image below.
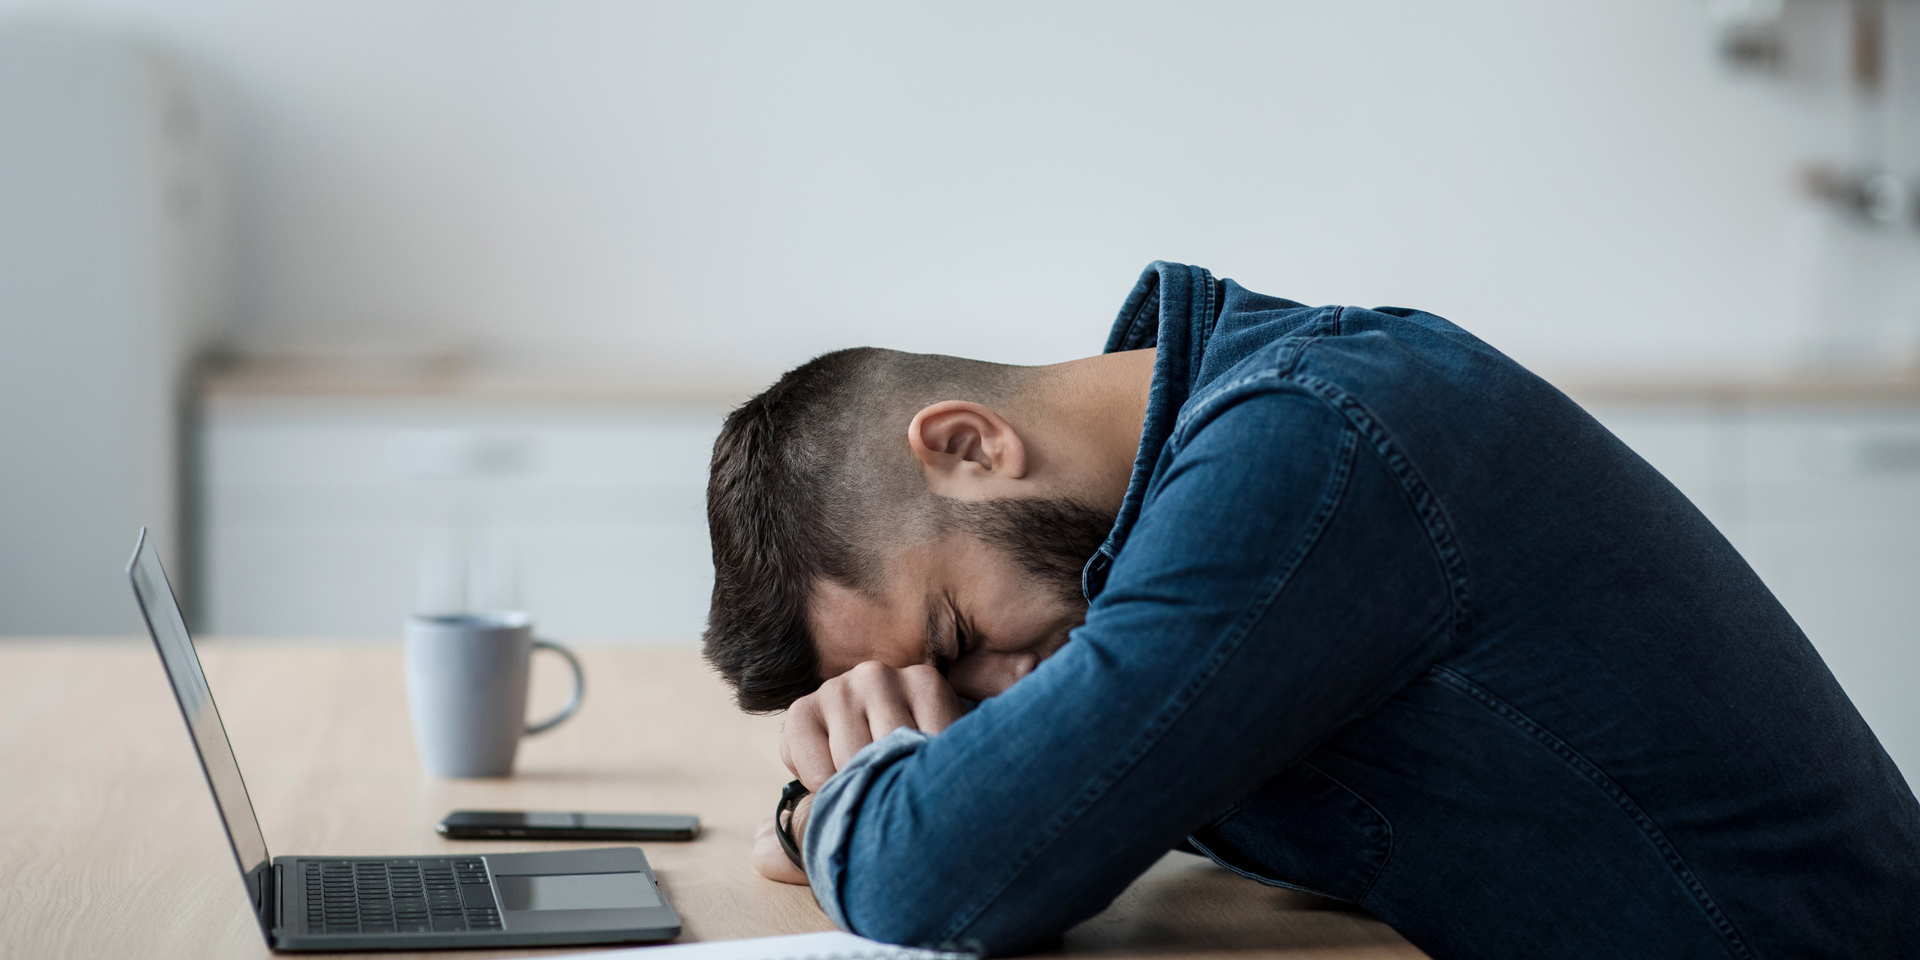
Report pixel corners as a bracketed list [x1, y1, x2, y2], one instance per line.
[1, 1, 1917, 776]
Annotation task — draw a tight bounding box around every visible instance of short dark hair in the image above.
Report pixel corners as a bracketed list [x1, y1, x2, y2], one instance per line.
[702, 347, 1019, 713]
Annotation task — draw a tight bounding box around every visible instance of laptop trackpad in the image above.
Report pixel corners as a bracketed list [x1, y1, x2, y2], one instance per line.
[495, 872, 661, 912]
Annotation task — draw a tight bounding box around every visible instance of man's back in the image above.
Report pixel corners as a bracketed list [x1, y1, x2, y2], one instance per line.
[1173, 277, 1920, 957]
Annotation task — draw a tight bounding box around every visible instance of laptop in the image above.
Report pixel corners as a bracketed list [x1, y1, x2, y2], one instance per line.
[126, 528, 683, 951]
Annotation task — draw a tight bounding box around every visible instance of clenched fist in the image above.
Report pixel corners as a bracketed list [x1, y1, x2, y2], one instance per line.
[753, 662, 968, 884]
[782, 661, 968, 791]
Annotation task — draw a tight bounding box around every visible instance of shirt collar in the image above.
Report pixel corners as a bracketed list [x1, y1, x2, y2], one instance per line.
[1082, 261, 1216, 601]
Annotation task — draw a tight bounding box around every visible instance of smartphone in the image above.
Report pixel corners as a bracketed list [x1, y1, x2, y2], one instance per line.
[437, 810, 700, 841]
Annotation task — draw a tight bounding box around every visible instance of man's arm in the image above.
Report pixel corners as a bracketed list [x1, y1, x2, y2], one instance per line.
[804, 379, 1459, 952]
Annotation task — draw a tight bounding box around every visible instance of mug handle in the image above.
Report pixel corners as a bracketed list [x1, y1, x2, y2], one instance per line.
[525, 638, 585, 735]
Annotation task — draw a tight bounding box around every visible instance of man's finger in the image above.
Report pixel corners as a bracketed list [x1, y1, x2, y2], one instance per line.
[900, 664, 966, 734]
[831, 662, 909, 765]
[822, 687, 876, 774]
[783, 697, 839, 790]
[862, 686, 916, 743]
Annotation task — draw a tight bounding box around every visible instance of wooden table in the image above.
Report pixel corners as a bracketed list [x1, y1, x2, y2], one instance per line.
[0, 641, 1424, 959]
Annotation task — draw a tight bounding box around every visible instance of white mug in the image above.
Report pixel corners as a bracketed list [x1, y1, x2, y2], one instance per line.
[403, 612, 584, 778]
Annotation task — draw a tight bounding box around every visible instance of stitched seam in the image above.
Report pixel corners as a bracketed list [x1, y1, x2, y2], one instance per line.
[1194, 267, 1217, 355]
[1430, 665, 1755, 960]
[1167, 369, 1277, 443]
[1300, 760, 1394, 903]
[934, 419, 1362, 942]
[1288, 371, 1471, 640]
[1264, 311, 1333, 380]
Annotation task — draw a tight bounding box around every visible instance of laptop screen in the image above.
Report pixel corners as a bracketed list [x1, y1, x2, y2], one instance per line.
[127, 530, 272, 928]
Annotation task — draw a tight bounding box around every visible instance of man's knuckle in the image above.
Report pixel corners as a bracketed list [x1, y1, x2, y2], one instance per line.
[901, 664, 947, 694]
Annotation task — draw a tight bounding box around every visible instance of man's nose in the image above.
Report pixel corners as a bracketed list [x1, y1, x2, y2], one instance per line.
[1004, 651, 1039, 685]
[951, 650, 1042, 699]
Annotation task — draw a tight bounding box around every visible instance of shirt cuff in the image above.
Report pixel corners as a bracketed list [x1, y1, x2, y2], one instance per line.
[803, 726, 931, 931]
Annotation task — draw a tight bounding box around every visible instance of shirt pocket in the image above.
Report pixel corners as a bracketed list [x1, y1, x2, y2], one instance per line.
[1188, 759, 1392, 905]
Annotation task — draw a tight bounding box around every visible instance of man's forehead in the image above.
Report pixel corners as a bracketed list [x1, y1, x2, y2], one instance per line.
[809, 576, 930, 676]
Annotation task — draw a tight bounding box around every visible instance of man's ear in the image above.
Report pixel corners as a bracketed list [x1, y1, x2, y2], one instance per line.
[907, 401, 1028, 496]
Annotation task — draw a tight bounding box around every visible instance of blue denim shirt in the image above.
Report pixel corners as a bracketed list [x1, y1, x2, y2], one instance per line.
[805, 262, 1920, 959]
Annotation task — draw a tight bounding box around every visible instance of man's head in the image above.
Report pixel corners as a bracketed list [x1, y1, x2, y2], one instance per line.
[703, 347, 1124, 712]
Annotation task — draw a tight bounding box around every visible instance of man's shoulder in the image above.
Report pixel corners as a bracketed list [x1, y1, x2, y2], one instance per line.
[1173, 299, 1560, 465]
[1202, 297, 1528, 398]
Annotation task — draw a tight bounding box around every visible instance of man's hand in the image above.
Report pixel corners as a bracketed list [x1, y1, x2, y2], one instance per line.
[781, 661, 966, 791]
[753, 663, 963, 884]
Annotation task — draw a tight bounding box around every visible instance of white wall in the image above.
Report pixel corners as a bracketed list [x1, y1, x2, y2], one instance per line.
[2, 0, 1914, 384]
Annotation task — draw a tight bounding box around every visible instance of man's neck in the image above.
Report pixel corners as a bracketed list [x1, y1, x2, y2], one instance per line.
[1014, 349, 1157, 515]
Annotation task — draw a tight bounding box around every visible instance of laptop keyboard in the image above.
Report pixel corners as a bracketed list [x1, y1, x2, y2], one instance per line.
[303, 858, 503, 935]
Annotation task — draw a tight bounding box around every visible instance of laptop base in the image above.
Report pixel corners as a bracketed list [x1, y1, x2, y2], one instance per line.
[271, 848, 680, 952]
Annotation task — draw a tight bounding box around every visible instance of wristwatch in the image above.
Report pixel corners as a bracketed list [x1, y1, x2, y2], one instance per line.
[775, 779, 810, 871]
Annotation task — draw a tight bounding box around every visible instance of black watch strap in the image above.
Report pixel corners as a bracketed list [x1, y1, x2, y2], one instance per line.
[776, 779, 811, 871]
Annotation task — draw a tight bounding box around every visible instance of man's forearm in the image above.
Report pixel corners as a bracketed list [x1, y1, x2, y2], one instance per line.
[802, 728, 932, 928]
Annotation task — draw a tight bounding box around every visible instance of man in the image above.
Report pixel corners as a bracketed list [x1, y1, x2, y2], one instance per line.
[702, 262, 1920, 959]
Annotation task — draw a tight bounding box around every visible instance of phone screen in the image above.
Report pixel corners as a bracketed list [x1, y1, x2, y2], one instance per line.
[439, 810, 700, 840]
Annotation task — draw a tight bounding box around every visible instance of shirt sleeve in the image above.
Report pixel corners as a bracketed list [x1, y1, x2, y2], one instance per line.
[802, 373, 1458, 954]
[804, 726, 931, 929]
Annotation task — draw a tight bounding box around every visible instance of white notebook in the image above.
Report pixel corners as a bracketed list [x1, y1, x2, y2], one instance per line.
[507, 931, 974, 960]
